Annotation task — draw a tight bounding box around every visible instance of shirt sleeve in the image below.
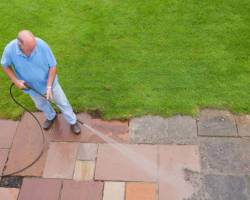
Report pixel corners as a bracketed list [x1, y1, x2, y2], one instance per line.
[42, 41, 57, 68]
[1, 46, 12, 68]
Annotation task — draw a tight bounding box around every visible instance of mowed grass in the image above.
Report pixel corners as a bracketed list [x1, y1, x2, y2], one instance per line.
[0, 0, 249, 120]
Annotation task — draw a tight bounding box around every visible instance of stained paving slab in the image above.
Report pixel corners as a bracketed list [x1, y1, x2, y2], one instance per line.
[197, 109, 238, 137]
[199, 137, 250, 175]
[202, 174, 249, 200]
[129, 115, 197, 144]
[158, 145, 200, 200]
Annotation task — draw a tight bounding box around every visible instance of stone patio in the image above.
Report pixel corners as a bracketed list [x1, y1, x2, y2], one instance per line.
[0, 109, 249, 200]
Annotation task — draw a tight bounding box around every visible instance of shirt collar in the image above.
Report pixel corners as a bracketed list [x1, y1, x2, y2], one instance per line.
[15, 39, 37, 58]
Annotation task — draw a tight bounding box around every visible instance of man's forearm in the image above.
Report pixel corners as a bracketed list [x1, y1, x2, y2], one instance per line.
[2, 67, 18, 83]
[2, 67, 26, 89]
[47, 66, 57, 88]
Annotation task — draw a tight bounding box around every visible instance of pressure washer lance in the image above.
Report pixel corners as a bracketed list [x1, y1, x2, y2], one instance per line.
[1, 83, 85, 177]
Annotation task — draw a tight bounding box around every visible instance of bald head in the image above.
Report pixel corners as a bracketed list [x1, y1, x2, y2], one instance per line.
[17, 30, 36, 56]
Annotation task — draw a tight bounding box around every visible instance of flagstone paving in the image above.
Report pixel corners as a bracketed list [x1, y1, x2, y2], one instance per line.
[235, 115, 250, 137]
[202, 174, 249, 200]
[18, 178, 62, 200]
[61, 180, 103, 200]
[73, 160, 95, 181]
[197, 109, 237, 137]
[0, 187, 19, 200]
[129, 115, 197, 144]
[77, 143, 98, 160]
[95, 144, 158, 182]
[0, 109, 249, 200]
[51, 113, 129, 143]
[199, 137, 250, 175]
[0, 149, 8, 176]
[0, 120, 18, 149]
[126, 182, 156, 200]
[42, 142, 79, 179]
[103, 182, 125, 200]
[158, 145, 200, 200]
[3, 113, 50, 177]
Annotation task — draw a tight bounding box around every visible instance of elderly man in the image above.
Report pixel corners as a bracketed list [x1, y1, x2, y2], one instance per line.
[1, 30, 81, 134]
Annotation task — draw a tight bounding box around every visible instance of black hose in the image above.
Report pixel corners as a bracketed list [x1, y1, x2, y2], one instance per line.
[1, 83, 46, 177]
[1, 83, 85, 177]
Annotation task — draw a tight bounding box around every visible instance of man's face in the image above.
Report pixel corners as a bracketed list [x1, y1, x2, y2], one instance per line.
[18, 40, 36, 56]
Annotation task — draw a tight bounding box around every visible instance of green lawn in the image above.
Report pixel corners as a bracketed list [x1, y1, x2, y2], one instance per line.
[0, 0, 250, 120]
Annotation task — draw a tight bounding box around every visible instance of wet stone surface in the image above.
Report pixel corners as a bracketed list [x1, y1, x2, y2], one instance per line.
[158, 145, 200, 200]
[183, 169, 203, 200]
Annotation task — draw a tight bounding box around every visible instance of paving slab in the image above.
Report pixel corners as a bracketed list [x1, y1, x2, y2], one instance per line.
[18, 178, 62, 200]
[0, 149, 8, 175]
[50, 113, 129, 143]
[95, 144, 158, 182]
[73, 160, 95, 181]
[103, 182, 125, 200]
[197, 109, 237, 137]
[77, 143, 98, 160]
[182, 169, 203, 200]
[245, 176, 250, 197]
[235, 115, 250, 137]
[199, 137, 250, 174]
[126, 182, 156, 200]
[158, 145, 200, 200]
[4, 112, 50, 176]
[202, 175, 248, 200]
[0, 120, 18, 148]
[0, 187, 19, 200]
[43, 142, 79, 179]
[61, 180, 103, 200]
[129, 116, 169, 144]
[167, 115, 197, 144]
[129, 115, 197, 144]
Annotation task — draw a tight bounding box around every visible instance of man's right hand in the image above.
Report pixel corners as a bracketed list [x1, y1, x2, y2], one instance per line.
[14, 79, 26, 89]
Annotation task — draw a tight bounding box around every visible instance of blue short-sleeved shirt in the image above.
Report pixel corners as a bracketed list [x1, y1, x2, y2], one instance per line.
[1, 37, 58, 96]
